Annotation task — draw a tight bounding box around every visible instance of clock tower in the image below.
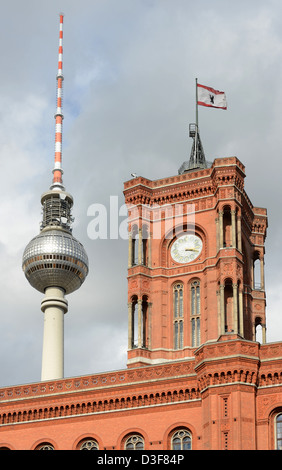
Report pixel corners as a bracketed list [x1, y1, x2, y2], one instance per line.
[124, 124, 267, 368]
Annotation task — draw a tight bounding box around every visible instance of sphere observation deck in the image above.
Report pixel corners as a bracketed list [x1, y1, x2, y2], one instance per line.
[22, 227, 89, 295]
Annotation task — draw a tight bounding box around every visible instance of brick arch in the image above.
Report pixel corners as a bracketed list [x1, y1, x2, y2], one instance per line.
[31, 437, 58, 450]
[268, 406, 282, 449]
[0, 442, 14, 450]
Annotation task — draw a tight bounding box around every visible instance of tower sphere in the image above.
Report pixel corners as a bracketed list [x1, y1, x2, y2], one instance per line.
[22, 227, 89, 295]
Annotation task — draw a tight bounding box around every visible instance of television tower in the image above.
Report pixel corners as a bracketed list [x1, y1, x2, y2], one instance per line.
[22, 14, 89, 381]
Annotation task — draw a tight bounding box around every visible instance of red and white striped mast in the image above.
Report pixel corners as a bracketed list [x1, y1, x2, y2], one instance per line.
[51, 13, 65, 190]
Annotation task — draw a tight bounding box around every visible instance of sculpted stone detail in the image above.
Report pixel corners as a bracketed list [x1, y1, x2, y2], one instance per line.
[196, 369, 258, 392]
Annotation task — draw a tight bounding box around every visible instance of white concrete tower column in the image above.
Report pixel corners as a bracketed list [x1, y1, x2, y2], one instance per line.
[40, 287, 68, 381]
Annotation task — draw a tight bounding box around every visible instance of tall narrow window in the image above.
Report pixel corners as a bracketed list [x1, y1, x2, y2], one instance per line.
[223, 207, 232, 247]
[191, 280, 201, 347]
[276, 414, 282, 450]
[173, 283, 184, 349]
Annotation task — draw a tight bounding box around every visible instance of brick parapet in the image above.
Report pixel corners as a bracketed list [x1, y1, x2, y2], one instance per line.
[0, 360, 197, 403]
[2, 339, 282, 428]
[0, 359, 201, 428]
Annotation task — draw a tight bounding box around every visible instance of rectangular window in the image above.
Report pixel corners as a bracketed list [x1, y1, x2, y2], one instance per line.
[174, 322, 178, 349]
[179, 320, 183, 349]
[173, 284, 184, 350]
[276, 415, 282, 449]
[179, 289, 183, 317]
[191, 288, 195, 315]
[192, 318, 195, 347]
[196, 317, 200, 346]
[174, 291, 178, 318]
[196, 285, 200, 314]
[191, 281, 201, 347]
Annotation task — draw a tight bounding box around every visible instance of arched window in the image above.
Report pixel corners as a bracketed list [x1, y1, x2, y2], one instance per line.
[253, 251, 261, 290]
[171, 429, 192, 450]
[130, 295, 148, 349]
[79, 439, 99, 450]
[223, 206, 232, 247]
[173, 283, 184, 349]
[276, 414, 282, 449]
[191, 281, 200, 347]
[255, 317, 263, 343]
[125, 434, 144, 450]
[35, 442, 55, 450]
[130, 224, 149, 267]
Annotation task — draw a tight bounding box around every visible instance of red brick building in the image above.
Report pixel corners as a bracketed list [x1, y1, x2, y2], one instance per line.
[1, 152, 282, 451]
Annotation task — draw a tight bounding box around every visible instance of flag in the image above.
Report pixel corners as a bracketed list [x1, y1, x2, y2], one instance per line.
[197, 83, 227, 110]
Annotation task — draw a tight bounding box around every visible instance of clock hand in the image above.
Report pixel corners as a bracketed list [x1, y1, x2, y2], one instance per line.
[185, 248, 198, 252]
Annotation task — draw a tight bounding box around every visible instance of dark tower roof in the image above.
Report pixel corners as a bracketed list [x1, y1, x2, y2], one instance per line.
[178, 123, 211, 174]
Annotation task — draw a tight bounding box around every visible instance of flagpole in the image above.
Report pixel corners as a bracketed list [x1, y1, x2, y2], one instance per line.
[194, 78, 199, 165]
[195, 77, 199, 128]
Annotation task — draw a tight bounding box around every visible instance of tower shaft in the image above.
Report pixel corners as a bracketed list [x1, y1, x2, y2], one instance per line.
[41, 287, 68, 381]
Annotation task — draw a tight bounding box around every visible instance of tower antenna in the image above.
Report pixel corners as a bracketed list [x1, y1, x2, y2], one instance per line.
[51, 13, 64, 190]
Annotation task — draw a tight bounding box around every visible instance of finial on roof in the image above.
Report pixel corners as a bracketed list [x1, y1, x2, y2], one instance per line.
[178, 124, 208, 174]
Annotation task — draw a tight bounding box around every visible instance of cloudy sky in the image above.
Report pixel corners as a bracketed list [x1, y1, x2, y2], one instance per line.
[0, 0, 282, 387]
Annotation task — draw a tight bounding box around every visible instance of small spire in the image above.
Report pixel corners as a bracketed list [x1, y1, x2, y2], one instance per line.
[178, 124, 208, 174]
[50, 13, 65, 191]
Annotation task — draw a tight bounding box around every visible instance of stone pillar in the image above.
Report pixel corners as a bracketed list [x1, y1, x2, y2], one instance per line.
[41, 287, 68, 381]
[233, 283, 238, 333]
[215, 217, 219, 252]
[260, 257, 265, 290]
[148, 302, 152, 349]
[138, 299, 143, 347]
[239, 289, 244, 337]
[128, 233, 132, 268]
[237, 215, 242, 252]
[219, 211, 224, 249]
[251, 260, 254, 290]
[217, 290, 221, 336]
[128, 302, 133, 349]
[148, 233, 152, 268]
[231, 210, 236, 248]
[252, 321, 256, 341]
[138, 228, 142, 265]
[262, 323, 266, 344]
[220, 284, 225, 334]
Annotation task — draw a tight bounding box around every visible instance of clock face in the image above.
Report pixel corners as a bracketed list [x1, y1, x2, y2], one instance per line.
[171, 234, 202, 264]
